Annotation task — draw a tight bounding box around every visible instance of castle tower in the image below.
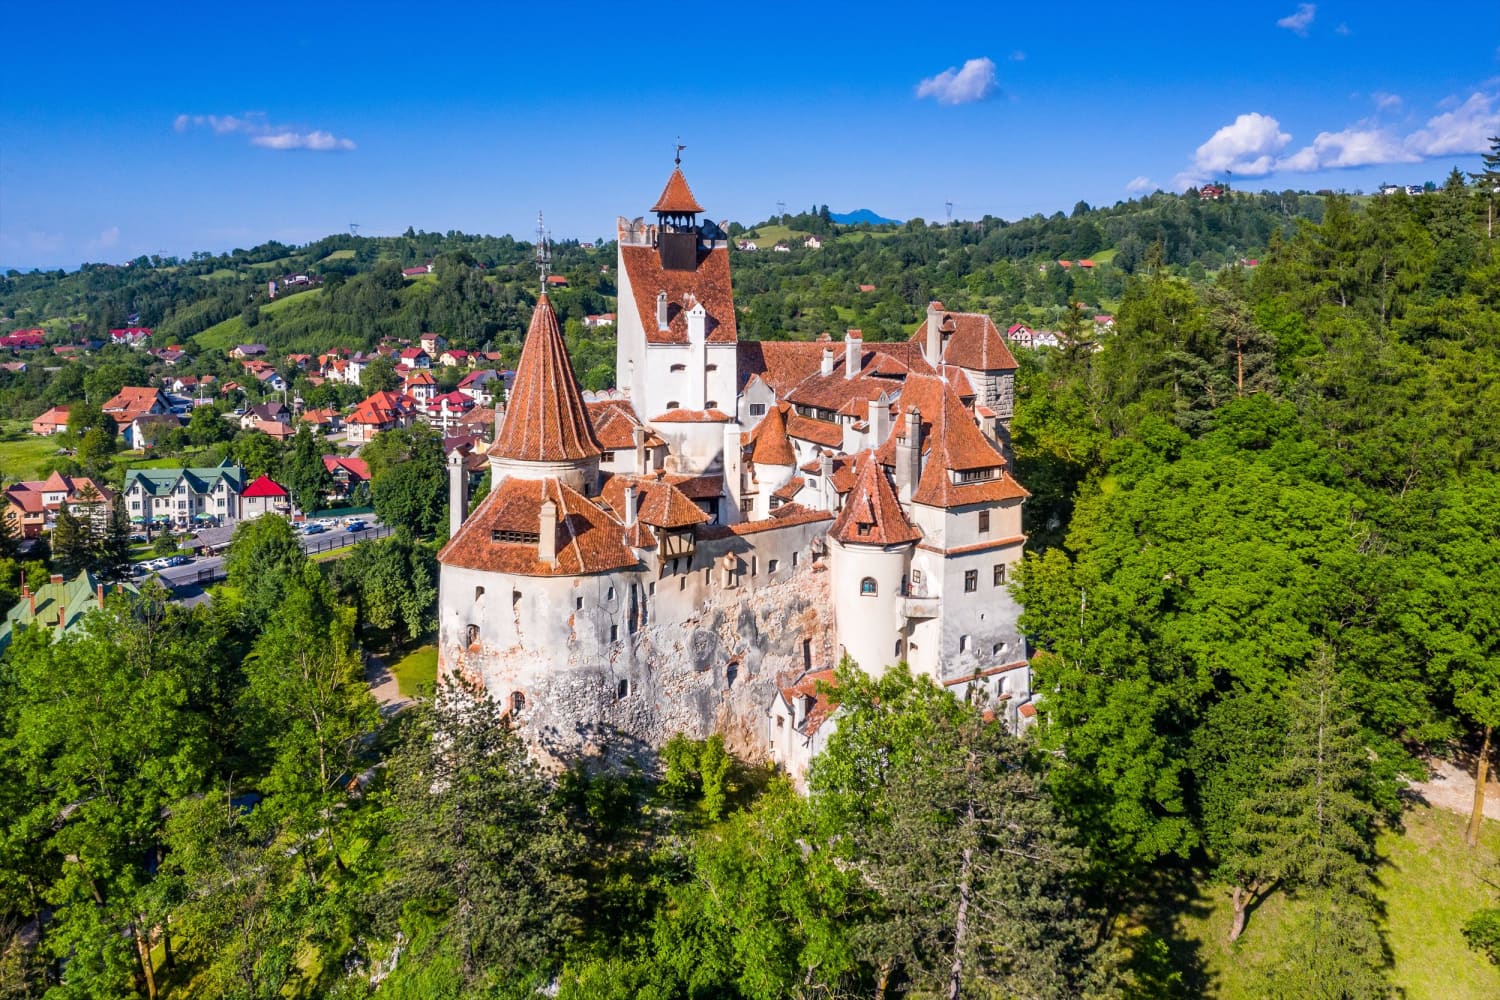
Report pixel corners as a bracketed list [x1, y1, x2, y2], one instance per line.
[488, 293, 603, 495]
[827, 451, 920, 676]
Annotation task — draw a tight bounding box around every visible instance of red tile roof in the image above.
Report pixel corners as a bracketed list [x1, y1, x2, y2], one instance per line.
[490, 294, 602, 463]
[778, 668, 840, 735]
[651, 408, 732, 423]
[911, 309, 1017, 372]
[831, 451, 920, 546]
[438, 476, 637, 577]
[785, 409, 843, 449]
[586, 400, 664, 450]
[651, 166, 705, 214]
[748, 405, 797, 466]
[322, 455, 370, 480]
[349, 390, 415, 427]
[620, 244, 737, 345]
[636, 481, 711, 528]
[242, 474, 289, 498]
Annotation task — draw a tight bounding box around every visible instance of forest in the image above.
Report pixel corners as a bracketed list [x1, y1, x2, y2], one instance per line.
[3, 152, 1500, 998]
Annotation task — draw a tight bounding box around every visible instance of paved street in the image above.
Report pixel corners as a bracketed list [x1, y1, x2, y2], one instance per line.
[145, 517, 387, 606]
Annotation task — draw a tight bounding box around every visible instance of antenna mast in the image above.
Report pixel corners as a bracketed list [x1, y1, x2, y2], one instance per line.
[534, 212, 551, 289]
[945, 200, 954, 225]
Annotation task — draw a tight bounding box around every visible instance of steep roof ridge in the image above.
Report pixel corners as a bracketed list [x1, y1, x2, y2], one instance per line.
[490, 294, 603, 463]
[830, 450, 920, 546]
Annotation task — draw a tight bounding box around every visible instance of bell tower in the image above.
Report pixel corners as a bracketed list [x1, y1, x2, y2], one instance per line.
[653, 146, 705, 272]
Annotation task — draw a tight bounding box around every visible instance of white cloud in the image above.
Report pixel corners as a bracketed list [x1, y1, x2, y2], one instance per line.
[1280, 126, 1417, 171]
[1404, 91, 1500, 156]
[916, 57, 999, 106]
[175, 111, 355, 152]
[1126, 176, 1156, 194]
[95, 226, 120, 248]
[1335, 22, 1351, 36]
[1372, 91, 1403, 112]
[1277, 4, 1316, 35]
[1191, 112, 1292, 176]
[251, 130, 357, 151]
[1009, 50, 1026, 62]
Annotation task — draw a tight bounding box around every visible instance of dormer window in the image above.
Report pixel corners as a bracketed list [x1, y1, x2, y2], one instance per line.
[956, 467, 998, 484]
[492, 529, 539, 544]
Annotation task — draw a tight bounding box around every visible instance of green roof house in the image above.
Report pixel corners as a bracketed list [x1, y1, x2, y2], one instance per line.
[122, 461, 247, 530]
[0, 570, 139, 652]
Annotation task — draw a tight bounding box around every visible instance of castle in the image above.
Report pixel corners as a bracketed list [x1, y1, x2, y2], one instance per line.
[437, 163, 1032, 776]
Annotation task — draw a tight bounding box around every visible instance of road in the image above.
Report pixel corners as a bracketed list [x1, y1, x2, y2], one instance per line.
[146, 517, 388, 606]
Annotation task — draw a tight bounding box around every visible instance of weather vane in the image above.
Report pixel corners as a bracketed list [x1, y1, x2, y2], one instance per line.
[674, 137, 686, 166]
[534, 211, 551, 289]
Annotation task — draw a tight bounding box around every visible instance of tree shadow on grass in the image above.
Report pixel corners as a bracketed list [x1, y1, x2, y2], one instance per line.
[1118, 862, 1217, 999]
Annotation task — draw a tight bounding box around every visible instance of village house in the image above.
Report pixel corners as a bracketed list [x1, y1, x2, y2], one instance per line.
[240, 474, 293, 519]
[102, 386, 171, 430]
[230, 344, 269, 360]
[322, 455, 371, 502]
[4, 472, 113, 539]
[124, 413, 183, 451]
[456, 369, 506, 407]
[439, 348, 473, 368]
[0, 571, 139, 653]
[109, 327, 152, 347]
[30, 406, 70, 436]
[419, 333, 448, 355]
[345, 390, 417, 444]
[397, 347, 431, 370]
[403, 369, 439, 406]
[240, 401, 291, 429]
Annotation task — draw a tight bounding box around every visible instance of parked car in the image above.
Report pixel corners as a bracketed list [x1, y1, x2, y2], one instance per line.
[166, 555, 192, 567]
[344, 520, 366, 533]
[304, 523, 327, 535]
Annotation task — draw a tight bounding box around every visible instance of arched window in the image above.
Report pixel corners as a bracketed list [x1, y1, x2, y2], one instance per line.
[474, 585, 485, 602]
[616, 678, 630, 700]
[511, 691, 526, 714]
[465, 623, 480, 648]
[860, 577, 878, 596]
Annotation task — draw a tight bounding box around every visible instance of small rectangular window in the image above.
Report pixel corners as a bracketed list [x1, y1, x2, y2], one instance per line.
[959, 635, 969, 652]
[575, 596, 583, 610]
[964, 569, 978, 592]
[749, 403, 767, 417]
[993, 564, 1005, 586]
[610, 624, 619, 642]
[607, 585, 616, 600]
[768, 559, 778, 573]
[978, 510, 990, 534]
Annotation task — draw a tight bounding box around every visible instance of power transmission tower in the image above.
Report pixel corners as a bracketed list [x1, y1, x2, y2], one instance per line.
[945, 201, 954, 226]
[349, 223, 360, 237]
[776, 201, 786, 219]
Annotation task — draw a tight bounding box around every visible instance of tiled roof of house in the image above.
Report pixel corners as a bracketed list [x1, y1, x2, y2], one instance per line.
[5, 475, 112, 514]
[322, 455, 370, 480]
[242, 474, 289, 498]
[831, 451, 920, 546]
[911, 309, 1017, 372]
[491, 294, 602, 464]
[636, 480, 711, 528]
[0, 570, 139, 652]
[102, 386, 166, 422]
[650, 408, 732, 423]
[777, 668, 840, 736]
[438, 476, 637, 577]
[124, 463, 245, 497]
[784, 409, 843, 449]
[651, 166, 705, 214]
[348, 390, 414, 427]
[748, 404, 797, 466]
[620, 244, 737, 345]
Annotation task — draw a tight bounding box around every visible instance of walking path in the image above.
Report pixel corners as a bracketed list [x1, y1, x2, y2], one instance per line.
[365, 651, 414, 715]
[1406, 756, 1500, 821]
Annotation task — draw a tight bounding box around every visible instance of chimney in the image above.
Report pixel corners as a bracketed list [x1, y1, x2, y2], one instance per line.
[632, 424, 647, 472]
[20, 571, 28, 600]
[96, 583, 105, 609]
[896, 406, 922, 503]
[447, 450, 467, 537]
[656, 291, 669, 330]
[722, 422, 743, 525]
[820, 346, 834, 377]
[819, 449, 834, 510]
[623, 484, 638, 527]
[844, 329, 862, 380]
[686, 298, 706, 344]
[538, 498, 558, 566]
[28, 592, 35, 617]
[925, 301, 944, 365]
[50, 573, 63, 585]
[872, 396, 892, 446]
[56, 605, 65, 630]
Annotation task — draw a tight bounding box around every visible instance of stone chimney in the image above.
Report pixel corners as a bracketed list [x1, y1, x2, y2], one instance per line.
[819, 449, 834, 510]
[925, 301, 944, 365]
[632, 425, 647, 473]
[722, 423, 743, 525]
[623, 484, 638, 527]
[56, 605, 65, 630]
[820, 346, 834, 377]
[685, 296, 706, 343]
[20, 572, 28, 600]
[96, 583, 105, 609]
[656, 291, 669, 331]
[895, 406, 922, 503]
[50, 573, 63, 585]
[447, 450, 467, 537]
[28, 592, 35, 616]
[538, 498, 558, 566]
[844, 329, 862, 380]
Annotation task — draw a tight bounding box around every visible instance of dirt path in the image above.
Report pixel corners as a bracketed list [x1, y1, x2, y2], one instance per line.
[1406, 757, 1500, 821]
[365, 651, 413, 715]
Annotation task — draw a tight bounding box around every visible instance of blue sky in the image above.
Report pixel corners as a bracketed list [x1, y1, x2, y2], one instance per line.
[3, 1, 1498, 270]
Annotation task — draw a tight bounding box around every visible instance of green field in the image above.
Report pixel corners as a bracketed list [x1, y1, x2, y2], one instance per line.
[319, 249, 355, 262]
[391, 644, 438, 699]
[740, 224, 811, 249]
[193, 287, 323, 351]
[0, 421, 70, 479]
[1166, 804, 1500, 998]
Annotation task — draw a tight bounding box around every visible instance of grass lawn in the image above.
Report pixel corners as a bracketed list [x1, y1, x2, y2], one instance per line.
[391, 644, 438, 699]
[740, 224, 810, 249]
[320, 249, 355, 262]
[1167, 804, 1500, 998]
[0, 421, 70, 479]
[193, 314, 245, 352]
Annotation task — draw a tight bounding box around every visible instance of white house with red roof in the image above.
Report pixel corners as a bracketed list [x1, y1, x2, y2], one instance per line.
[397, 347, 431, 370]
[240, 474, 292, 520]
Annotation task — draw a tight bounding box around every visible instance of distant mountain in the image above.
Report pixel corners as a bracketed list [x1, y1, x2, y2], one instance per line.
[831, 208, 901, 226]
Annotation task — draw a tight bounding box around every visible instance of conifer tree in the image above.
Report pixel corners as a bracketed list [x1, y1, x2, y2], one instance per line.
[98, 493, 133, 581]
[51, 502, 92, 577]
[1468, 135, 1500, 239]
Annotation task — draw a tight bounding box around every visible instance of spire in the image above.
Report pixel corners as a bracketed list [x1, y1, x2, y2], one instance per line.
[749, 405, 796, 466]
[490, 294, 603, 463]
[534, 212, 551, 290]
[652, 166, 705, 215]
[832, 451, 920, 546]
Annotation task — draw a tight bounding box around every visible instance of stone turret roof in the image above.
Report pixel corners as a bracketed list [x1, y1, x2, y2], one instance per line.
[831, 451, 920, 546]
[490, 294, 603, 463]
[651, 166, 704, 214]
